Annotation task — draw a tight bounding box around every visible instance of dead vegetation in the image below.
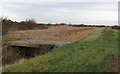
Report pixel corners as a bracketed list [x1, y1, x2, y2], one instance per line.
[7, 25, 95, 42]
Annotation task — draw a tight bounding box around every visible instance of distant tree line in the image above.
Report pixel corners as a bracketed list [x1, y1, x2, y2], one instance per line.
[111, 25, 120, 30]
[1, 17, 120, 35]
[1, 17, 37, 35]
[1, 17, 49, 35]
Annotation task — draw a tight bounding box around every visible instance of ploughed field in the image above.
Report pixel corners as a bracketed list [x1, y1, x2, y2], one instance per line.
[7, 25, 96, 42]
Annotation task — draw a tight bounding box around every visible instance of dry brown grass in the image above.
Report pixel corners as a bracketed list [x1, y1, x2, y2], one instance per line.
[113, 30, 120, 31]
[7, 25, 95, 42]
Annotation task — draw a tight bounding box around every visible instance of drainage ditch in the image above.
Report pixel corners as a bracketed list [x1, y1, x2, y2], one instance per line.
[2, 44, 56, 67]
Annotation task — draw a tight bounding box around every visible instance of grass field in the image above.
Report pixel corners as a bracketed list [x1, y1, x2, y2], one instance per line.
[1, 36, 21, 41]
[3, 28, 119, 72]
[7, 25, 95, 42]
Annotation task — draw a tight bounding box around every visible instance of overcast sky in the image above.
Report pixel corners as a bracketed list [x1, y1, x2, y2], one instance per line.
[0, 0, 119, 25]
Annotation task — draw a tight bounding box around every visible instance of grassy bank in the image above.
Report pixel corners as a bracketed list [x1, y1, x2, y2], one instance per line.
[3, 28, 118, 72]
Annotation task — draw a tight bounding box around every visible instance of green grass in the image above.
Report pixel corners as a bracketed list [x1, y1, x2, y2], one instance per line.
[3, 28, 119, 72]
[1, 36, 21, 41]
[83, 28, 103, 41]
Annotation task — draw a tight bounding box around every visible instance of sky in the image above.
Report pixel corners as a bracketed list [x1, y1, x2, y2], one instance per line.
[0, 0, 119, 26]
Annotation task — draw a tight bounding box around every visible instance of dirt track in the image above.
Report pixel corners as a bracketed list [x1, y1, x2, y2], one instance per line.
[7, 25, 95, 42]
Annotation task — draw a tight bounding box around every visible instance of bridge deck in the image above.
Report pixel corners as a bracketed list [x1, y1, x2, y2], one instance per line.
[7, 40, 72, 47]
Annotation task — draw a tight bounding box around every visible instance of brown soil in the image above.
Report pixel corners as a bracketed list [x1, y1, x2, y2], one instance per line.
[7, 25, 95, 42]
